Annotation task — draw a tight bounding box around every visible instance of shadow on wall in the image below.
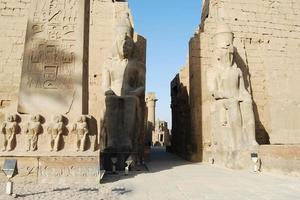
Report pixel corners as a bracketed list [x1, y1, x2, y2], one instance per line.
[17, 8, 90, 116]
[147, 121, 154, 146]
[235, 49, 270, 145]
[170, 75, 193, 160]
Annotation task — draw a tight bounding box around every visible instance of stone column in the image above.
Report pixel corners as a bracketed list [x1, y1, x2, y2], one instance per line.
[146, 93, 157, 145]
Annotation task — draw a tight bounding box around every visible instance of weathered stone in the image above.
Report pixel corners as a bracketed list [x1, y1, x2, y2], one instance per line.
[172, 0, 300, 174]
[0, 0, 146, 182]
[146, 92, 157, 146]
[170, 64, 192, 159]
[207, 22, 258, 154]
[17, 0, 86, 117]
[0, 114, 19, 151]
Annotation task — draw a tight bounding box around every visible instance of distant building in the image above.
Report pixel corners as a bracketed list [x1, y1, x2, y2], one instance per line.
[152, 120, 171, 147]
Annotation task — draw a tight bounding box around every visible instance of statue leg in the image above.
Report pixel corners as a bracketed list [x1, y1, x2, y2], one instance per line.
[31, 135, 38, 151]
[240, 101, 258, 146]
[50, 138, 55, 151]
[2, 135, 7, 151]
[228, 100, 243, 150]
[80, 135, 86, 151]
[215, 101, 229, 151]
[27, 137, 31, 151]
[54, 135, 60, 151]
[7, 134, 15, 151]
[76, 135, 81, 151]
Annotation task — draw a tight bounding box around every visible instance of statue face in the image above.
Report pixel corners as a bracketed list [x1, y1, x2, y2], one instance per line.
[55, 115, 62, 123]
[7, 115, 14, 122]
[215, 33, 234, 67]
[30, 115, 35, 121]
[81, 116, 87, 123]
[121, 35, 134, 59]
[34, 115, 40, 122]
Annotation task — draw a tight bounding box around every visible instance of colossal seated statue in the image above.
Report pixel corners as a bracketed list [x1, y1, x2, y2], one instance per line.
[100, 12, 145, 157]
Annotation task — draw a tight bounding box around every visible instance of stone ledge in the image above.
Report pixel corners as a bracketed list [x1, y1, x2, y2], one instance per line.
[0, 156, 100, 184]
[259, 145, 300, 176]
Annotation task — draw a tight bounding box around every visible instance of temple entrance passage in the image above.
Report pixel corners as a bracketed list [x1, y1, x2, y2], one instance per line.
[98, 146, 300, 200]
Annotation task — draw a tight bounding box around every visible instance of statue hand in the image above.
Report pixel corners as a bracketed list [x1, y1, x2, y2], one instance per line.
[239, 91, 252, 102]
[105, 89, 116, 96]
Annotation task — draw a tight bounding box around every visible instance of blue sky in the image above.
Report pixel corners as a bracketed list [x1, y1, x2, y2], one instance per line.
[128, 0, 202, 126]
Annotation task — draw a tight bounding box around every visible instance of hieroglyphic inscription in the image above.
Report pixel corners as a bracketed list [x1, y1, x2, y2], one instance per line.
[18, 0, 84, 115]
[26, 0, 78, 90]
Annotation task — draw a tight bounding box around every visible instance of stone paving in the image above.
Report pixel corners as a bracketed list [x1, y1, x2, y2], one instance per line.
[1, 147, 300, 200]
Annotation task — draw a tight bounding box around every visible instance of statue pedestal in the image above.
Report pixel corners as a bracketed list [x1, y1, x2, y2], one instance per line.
[102, 95, 143, 170]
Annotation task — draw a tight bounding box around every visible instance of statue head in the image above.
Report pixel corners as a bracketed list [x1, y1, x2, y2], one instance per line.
[31, 114, 41, 123]
[214, 22, 234, 67]
[77, 116, 83, 123]
[123, 35, 135, 58]
[7, 115, 14, 122]
[113, 12, 135, 59]
[54, 115, 63, 123]
[116, 12, 133, 39]
[114, 34, 134, 59]
[81, 115, 87, 123]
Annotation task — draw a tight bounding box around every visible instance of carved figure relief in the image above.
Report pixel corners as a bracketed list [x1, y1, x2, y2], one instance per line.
[72, 116, 89, 151]
[24, 115, 43, 151]
[47, 115, 65, 151]
[1, 114, 19, 151]
[207, 22, 257, 151]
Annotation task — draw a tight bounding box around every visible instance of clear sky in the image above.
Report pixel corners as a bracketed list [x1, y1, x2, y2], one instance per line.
[128, 0, 202, 126]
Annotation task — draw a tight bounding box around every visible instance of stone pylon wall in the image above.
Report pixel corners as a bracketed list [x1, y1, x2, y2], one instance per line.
[0, 0, 146, 182]
[0, 0, 31, 121]
[0, 0, 145, 138]
[189, 0, 300, 161]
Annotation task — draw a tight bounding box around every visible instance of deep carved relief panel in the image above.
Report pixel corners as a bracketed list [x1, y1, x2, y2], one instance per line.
[18, 0, 85, 116]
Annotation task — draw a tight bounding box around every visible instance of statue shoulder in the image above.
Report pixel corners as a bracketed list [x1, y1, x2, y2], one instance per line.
[1, 122, 7, 128]
[207, 67, 218, 80]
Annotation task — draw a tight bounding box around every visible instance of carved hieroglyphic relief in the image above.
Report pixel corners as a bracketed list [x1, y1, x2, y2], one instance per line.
[18, 0, 85, 116]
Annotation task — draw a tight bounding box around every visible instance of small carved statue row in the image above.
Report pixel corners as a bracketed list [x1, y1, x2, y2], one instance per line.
[1, 114, 90, 152]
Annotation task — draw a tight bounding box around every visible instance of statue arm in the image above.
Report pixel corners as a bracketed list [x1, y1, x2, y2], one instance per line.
[71, 123, 77, 132]
[58, 123, 64, 135]
[238, 68, 252, 102]
[1, 122, 6, 134]
[22, 123, 29, 134]
[47, 124, 52, 134]
[37, 123, 43, 135]
[102, 67, 111, 93]
[12, 122, 17, 135]
[83, 122, 89, 135]
[207, 68, 220, 98]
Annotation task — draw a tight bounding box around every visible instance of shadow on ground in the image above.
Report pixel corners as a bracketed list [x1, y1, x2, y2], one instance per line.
[101, 147, 192, 184]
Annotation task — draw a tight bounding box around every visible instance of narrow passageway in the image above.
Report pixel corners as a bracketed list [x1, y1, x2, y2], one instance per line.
[145, 147, 191, 173]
